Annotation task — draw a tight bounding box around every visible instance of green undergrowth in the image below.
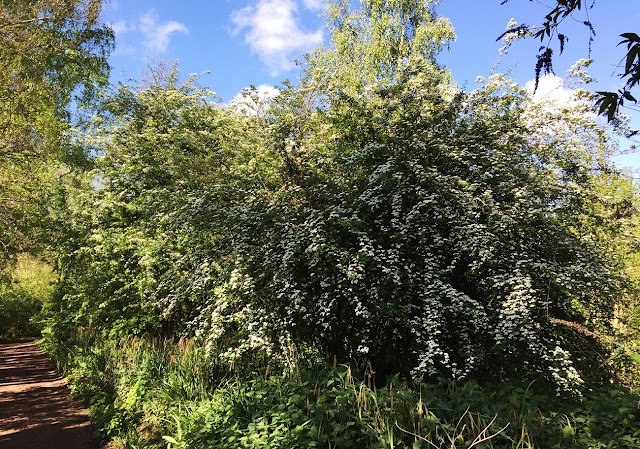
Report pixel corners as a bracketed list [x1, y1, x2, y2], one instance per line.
[0, 254, 55, 341]
[40, 330, 640, 449]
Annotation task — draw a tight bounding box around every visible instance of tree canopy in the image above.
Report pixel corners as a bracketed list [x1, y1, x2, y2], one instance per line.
[0, 0, 113, 278]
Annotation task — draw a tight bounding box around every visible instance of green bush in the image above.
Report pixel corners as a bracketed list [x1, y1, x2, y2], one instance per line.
[0, 287, 43, 340]
[41, 331, 640, 449]
[0, 254, 55, 341]
[168, 372, 640, 449]
[42, 330, 214, 447]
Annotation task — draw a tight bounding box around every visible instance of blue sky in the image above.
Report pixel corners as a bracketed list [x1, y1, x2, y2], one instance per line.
[102, 0, 639, 173]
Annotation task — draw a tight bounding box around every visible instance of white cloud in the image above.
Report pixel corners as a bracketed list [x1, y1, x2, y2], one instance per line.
[302, 0, 324, 11]
[230, 84, 280, 114]
[525, 74, 574, 105]
[231, 0, 323, 76]
[110, 20, 133, 37]
[108, 10, 188, 57]
[109, 20, 137, 56]
[139, 10, 189, 54]
[524, 74, 597, 129]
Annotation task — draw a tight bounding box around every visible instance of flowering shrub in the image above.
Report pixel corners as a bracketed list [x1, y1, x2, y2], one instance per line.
[223, 64, 623, 388]
[47, 59, 628, 391]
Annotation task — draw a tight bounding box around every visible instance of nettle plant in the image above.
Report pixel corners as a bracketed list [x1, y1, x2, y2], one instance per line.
[228, 61, 623, 390]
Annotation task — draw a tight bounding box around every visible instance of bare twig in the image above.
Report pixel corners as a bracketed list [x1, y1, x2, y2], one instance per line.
[468, 415, 510, 448]
[395, 411, 510, 449]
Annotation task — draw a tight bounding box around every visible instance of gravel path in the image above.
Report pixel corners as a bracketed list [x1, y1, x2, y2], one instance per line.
[0, 341, 99, 449]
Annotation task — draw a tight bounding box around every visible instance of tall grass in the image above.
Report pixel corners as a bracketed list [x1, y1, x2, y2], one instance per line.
[41, 331, 213, 448]
[40, 329, 640, 449]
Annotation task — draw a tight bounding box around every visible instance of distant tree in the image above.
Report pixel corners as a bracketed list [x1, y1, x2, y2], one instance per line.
[0, 0, 113, 158]
[500, 0, 639, 126]
[311, 0, 455, 95]
[0, 0, 113, 277]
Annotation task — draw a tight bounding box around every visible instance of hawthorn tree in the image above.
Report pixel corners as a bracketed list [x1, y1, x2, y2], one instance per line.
[49, 66, 266, 336]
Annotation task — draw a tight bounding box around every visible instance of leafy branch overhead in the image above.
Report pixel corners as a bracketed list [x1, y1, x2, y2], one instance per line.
[500, 0, 638, 125]
[597, 32, 640, 122]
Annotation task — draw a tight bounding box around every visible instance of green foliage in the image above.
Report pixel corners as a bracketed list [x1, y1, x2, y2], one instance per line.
[41, 331, 215, 447]
[225, 64, 626, 389]
[0, 0, 113, 155]
[0, 166, 55, 282]
[312, 0, 455, 94]
[48, 6, 635, 392]
[48, 66, 258, 337]
[0, 288, 43, 340]
[0, 0, 113, 285]
[0, 254, 55, 341]
[38, 6, 640, 449]
[41, 332, 640, 449]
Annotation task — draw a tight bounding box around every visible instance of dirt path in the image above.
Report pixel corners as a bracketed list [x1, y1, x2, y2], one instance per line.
[0, 341, 99, 449]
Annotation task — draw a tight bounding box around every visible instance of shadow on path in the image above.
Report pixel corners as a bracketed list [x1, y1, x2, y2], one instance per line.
[0, 341, 99, 449]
